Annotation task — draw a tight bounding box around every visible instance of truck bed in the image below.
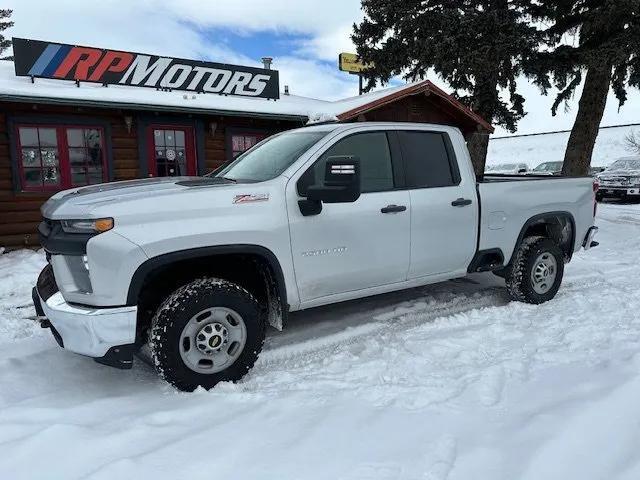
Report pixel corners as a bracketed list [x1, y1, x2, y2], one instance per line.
[476, 175, 595, 264]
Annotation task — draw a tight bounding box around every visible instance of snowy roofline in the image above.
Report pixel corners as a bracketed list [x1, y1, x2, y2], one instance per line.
[0, 61, 492, 130]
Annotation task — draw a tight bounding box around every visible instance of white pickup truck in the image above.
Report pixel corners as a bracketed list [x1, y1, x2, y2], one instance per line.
[34, 122, 599, 391]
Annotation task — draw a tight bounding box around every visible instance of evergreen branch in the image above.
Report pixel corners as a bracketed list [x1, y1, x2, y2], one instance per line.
[551, 72, 582, 116]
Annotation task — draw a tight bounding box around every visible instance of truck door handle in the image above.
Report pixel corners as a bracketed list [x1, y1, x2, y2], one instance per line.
[380, 204, 407, 214]
[451, 198, 472, 207]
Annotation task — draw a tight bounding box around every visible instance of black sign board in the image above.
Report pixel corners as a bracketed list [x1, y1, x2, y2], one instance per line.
[12, 37, 280, 100]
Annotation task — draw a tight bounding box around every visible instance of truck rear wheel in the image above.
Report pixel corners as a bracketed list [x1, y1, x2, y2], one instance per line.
[150, 278, 265, 392]
[505, 236, 564, 304]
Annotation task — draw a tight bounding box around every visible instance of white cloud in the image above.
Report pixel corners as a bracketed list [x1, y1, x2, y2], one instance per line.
[157, 0, 362, 36]
[274, 56, 358, 100]
[4, 0, 361, 99]
[295, 24, 359, 62]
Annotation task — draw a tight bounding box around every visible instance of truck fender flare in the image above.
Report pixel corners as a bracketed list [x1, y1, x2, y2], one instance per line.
[508, 211, 576, 266]
[126, 244, 288, 316]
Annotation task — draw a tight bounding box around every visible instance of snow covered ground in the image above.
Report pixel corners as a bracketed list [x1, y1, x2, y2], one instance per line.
[487, 124, 639, 169]
[1, 202, 640, 480]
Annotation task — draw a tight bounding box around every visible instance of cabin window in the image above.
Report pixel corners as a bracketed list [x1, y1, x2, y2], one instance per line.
[15, 125, 107, 191]
[230, 133, 268, 158]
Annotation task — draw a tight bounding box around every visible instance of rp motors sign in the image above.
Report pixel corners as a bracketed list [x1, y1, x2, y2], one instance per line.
[12, 38, 280, 100]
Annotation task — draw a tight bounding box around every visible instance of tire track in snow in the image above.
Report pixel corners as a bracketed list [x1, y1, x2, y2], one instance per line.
[256, 289, 508, 368]
[598, 215, 640, 226]
[255, 263, 638, 373]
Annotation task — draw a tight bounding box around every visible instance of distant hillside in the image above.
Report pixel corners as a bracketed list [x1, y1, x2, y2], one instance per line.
[487, 124, 639, 169]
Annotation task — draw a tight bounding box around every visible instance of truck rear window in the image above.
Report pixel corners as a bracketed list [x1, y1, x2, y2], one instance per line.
[397, 131, 458, 188]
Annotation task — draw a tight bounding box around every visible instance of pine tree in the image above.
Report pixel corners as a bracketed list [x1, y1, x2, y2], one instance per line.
[0, 9, 13, 61]
[525, 0, 640, 176]
[352, 0, 539, 176]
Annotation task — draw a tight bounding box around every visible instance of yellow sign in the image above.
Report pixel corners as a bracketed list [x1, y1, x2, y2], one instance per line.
[338, 53, 373, 74]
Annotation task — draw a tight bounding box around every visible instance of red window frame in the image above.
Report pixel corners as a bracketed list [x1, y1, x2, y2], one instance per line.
[15, 124, 108, 192]
[230, 132, 268, 158]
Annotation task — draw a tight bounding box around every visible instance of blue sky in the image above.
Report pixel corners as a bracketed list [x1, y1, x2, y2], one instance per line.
[4, 0, 639, 136]
[208, 28, 313, 63]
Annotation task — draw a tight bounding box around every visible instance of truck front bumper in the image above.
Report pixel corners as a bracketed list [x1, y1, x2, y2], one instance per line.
[598, 186, 640, 197]
[33, 265, 137, 368]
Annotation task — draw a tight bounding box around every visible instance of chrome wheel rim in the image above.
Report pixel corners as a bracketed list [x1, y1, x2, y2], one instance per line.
[530, 252, 558, 295]
[179, 307, 247, 374]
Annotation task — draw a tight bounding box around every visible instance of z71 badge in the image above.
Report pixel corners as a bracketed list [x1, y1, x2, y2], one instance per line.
[233, 194, 270, 204]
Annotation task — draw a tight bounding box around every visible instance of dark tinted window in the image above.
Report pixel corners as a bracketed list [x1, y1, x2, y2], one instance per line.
[300, 132, 394, 194]
[398, 131, 455, 188]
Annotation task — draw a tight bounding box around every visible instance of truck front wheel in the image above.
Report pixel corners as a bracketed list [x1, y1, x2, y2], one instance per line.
[150, 278, 265, 391]
[505, 236, 564, 304]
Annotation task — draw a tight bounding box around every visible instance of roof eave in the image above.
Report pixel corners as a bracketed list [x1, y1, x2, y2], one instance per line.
[0, 93, 310, 122]
[336, 81, 494, 133]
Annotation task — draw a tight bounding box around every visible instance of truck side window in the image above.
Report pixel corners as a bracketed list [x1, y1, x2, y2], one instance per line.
[398, 131, 457, 188]
[298, 132, 394, 195]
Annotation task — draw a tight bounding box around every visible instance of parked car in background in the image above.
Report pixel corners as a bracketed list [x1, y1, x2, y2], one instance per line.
[485, 163, 529, 174]
[596, 156, 640, 202]
[531, 161, 563, 175]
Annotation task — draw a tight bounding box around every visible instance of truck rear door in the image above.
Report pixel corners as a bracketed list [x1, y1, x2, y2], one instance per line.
[396, 130, 478, 279]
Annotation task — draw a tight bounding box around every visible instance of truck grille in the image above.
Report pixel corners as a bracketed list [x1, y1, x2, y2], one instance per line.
[600, 177, 629, 186]
[38, 218, 59, 246]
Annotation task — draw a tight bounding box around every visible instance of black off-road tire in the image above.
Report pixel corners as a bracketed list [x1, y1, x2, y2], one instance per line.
[150, 278, 265, 392]
[505, 236, 564, 304]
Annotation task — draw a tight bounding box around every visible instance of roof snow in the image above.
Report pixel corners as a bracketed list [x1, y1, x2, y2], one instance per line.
[0, 61, 440, 124]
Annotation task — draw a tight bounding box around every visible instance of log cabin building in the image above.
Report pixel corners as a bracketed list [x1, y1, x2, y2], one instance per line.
[0, 48, 492, 249]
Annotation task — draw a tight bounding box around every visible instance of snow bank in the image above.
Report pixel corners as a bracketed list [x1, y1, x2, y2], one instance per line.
[488, 124, 639, 169]
[306, 112, 339, 125]
[1, 204, 640, 479]
[0, 249, 46, 343]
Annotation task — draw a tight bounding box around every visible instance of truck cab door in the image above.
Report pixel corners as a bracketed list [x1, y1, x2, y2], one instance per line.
[397, 130, 478, 279]
[287, 130, 410, 304]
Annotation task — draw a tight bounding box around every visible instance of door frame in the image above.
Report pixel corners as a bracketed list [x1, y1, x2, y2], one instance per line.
[136, 115, 206, 177]
[145, 124, 197, 177]
[287, 127, 411, 303]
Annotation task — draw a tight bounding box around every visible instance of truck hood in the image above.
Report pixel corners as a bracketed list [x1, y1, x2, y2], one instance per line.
[41, 176, 259, 219]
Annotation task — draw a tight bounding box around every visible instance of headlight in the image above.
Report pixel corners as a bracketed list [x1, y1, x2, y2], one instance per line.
[61, 218, 114, 234]
[630, 177, 640, 186]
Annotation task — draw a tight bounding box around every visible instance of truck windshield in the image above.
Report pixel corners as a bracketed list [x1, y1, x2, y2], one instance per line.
[213, 131, 328, 182]
[608, 158, 640, 171]
[533, 162, 563, 172]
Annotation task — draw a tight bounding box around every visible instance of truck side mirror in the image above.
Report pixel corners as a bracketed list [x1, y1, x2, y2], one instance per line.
[308, 156, 361, 203]
[298, 156, 361, 216]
